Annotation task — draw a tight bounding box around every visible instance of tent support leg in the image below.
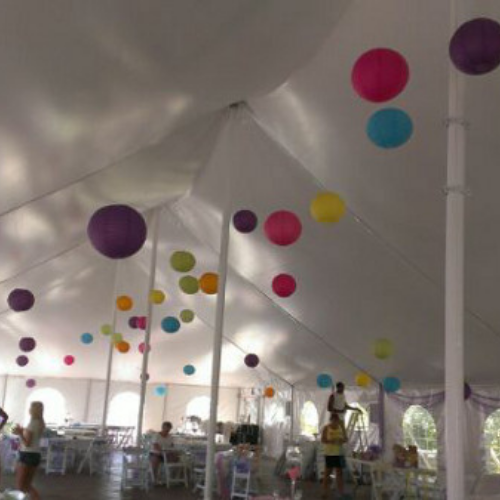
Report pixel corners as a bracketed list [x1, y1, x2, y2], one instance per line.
[445, 1, 466, 498]
[204, 212, 231, 500]
[101, 261, 120, 433]
[136, 208, 161, 445]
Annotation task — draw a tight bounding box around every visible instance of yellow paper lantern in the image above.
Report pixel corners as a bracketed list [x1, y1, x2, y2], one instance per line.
[355, 372, 372, 388]
[264, 387, 275, 398]
[116, 295, 133, 311]
[199, 273, 218, 295]
[310, 192, 346, 224]
[179, 276, 199, 295]
[180, 309, 195, 323]
[100, 324, 112, 336]
[373, 338, 394, 360]
[170, 251, 196, 273]
[149, 290, 166, 305]
[116, 341, 130, 353]
[112, 333, 123, 344]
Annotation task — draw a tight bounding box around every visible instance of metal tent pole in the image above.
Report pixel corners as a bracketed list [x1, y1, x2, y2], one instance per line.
[136, 208, 161, 445]
[445, 0, 467, 497]
[101, 261, 120, 433]
[204, 212, 231, 500]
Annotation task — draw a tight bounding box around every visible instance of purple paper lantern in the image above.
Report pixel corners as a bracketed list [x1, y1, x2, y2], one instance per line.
[464, 383, 472, 400]
[128, 316, 139, 329]
[87, 205, 147, 259]
[450, 18, 500, 75]
[244, 354, 260, 368]
[8, 289, 35, 312]
[233, 210, 258, 234]
[16, 355, 29, 367]
[26, 379, 36, 389]
[19, 337, 36, 353]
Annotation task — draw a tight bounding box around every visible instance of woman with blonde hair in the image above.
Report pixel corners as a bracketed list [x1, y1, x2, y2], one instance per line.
[13, 401, 45, 500]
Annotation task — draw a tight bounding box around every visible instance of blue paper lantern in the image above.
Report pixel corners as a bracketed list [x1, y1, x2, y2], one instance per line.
[383, 376, 401, 393]
[183, 364, 196, 376]
[81, 333, 94, 345]
[161, 316, 181, 334]
[317, 373, 333, 389]
[367, 108, 413, 149]
[154, 385, 168, 397]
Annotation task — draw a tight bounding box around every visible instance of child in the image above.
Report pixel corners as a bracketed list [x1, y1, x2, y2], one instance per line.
[13, 401, 45, 500]
[321, 413, 348, 498]
[149, 421, 174, 483]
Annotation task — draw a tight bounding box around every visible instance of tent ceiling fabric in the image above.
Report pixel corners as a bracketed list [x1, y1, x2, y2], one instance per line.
[1, 0, 500, 388]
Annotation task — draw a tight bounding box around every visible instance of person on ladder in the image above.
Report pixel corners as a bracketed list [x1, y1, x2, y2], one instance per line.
[328, 382, 361, 425]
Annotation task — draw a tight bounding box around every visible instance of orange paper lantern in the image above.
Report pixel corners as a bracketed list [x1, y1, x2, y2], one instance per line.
[264, 387, 275, 398]
[199, 273, 219, 295]
[116, 341, 130, 353]
[116, 295, 133, 311]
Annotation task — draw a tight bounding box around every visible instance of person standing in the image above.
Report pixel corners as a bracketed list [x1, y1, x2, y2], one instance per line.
[321, 413, 348, 498]
[14, 401, 45, 500]
[0, 407, 9, 487]
[327, 382, 361, 422]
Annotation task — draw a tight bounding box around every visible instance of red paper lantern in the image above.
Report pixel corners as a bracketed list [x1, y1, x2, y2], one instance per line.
[352, 48, 409, 103]
[264, 211, 302, 246]
[64, 355, 75, 366]
[272, 274, 297, 298]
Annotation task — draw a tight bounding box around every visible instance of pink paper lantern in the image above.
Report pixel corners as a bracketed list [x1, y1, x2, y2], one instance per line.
[138, 342, 151, 354]
[264, 211, 302, 246]
[352, 48, 409, 103]
[26, 379, 36, 389]
[64, 355, 75, 366]
[272, 274, 297, 298]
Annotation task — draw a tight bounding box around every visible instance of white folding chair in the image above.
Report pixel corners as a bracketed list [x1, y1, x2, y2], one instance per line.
[121, 446, 150, 491]
[191, 448, 207, 494]
[78, 437, 113, 475]
[162, 449, 188, 488]
[370, 463, 406, 500]
[45, 439, 69, 475]
[231, 458, 252, 499]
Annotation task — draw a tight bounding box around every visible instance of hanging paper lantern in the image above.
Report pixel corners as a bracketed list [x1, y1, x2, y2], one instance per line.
[116, 295, 133, 311]
[149, 290, 166, 305]
[170, 251, 196, 273]
[355, 372, 372, 388]
[138, 342, 151, 354]
[128, 317, 138, 329]
[450, 18, 500, 75]
[137, 317, 147, 330]
[16, 355, 29, 367]
[352, 48, 409, 102]
[199, 273, 218, 295]
[383, 376, 401, 393]
[317, 373, 333, 389]
[367, 108, 413, 149]
[183, 364, 196, 376]
[464, 383, 472, 401]
[116, 341, 130, 354]
[161, 316, 181, 334]
[154, 385, 168, 397]
[373, 339, 394, 360]
[180, 309, 195, 323]
[8, 289, 35, 312]
[81, 333, 94, 345]
[264, 211, 302, 246]
[310, 192, 346, 224]
[100, 324, 112, 336]
[64, 355, 75, 366]
[26, 379, 36, 389]
[179, 276, 199, 295]
[264, 387, 275, 398]
[244, 354, 260, 369]
[112, 333, 123, 344]
[19, 337, 36, 353]
[233, 210, 258, 233]
[87, 204, 147, 259]
[272, 274, 297, 298]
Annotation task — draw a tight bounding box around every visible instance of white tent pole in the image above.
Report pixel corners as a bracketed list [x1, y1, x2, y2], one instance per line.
[136, 208, 161, 445]
[101, 260, 121, 433]
[1, 374, 8, 408]
[204, 211, 231, 500]
[290, 385, 295, 442]
[445, 0, 466, 498]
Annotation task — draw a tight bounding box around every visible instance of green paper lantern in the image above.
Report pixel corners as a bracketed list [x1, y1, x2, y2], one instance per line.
[180, 309, 195, 323]
[179, 276, 199, 295]
[170, 251, 196, 273]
